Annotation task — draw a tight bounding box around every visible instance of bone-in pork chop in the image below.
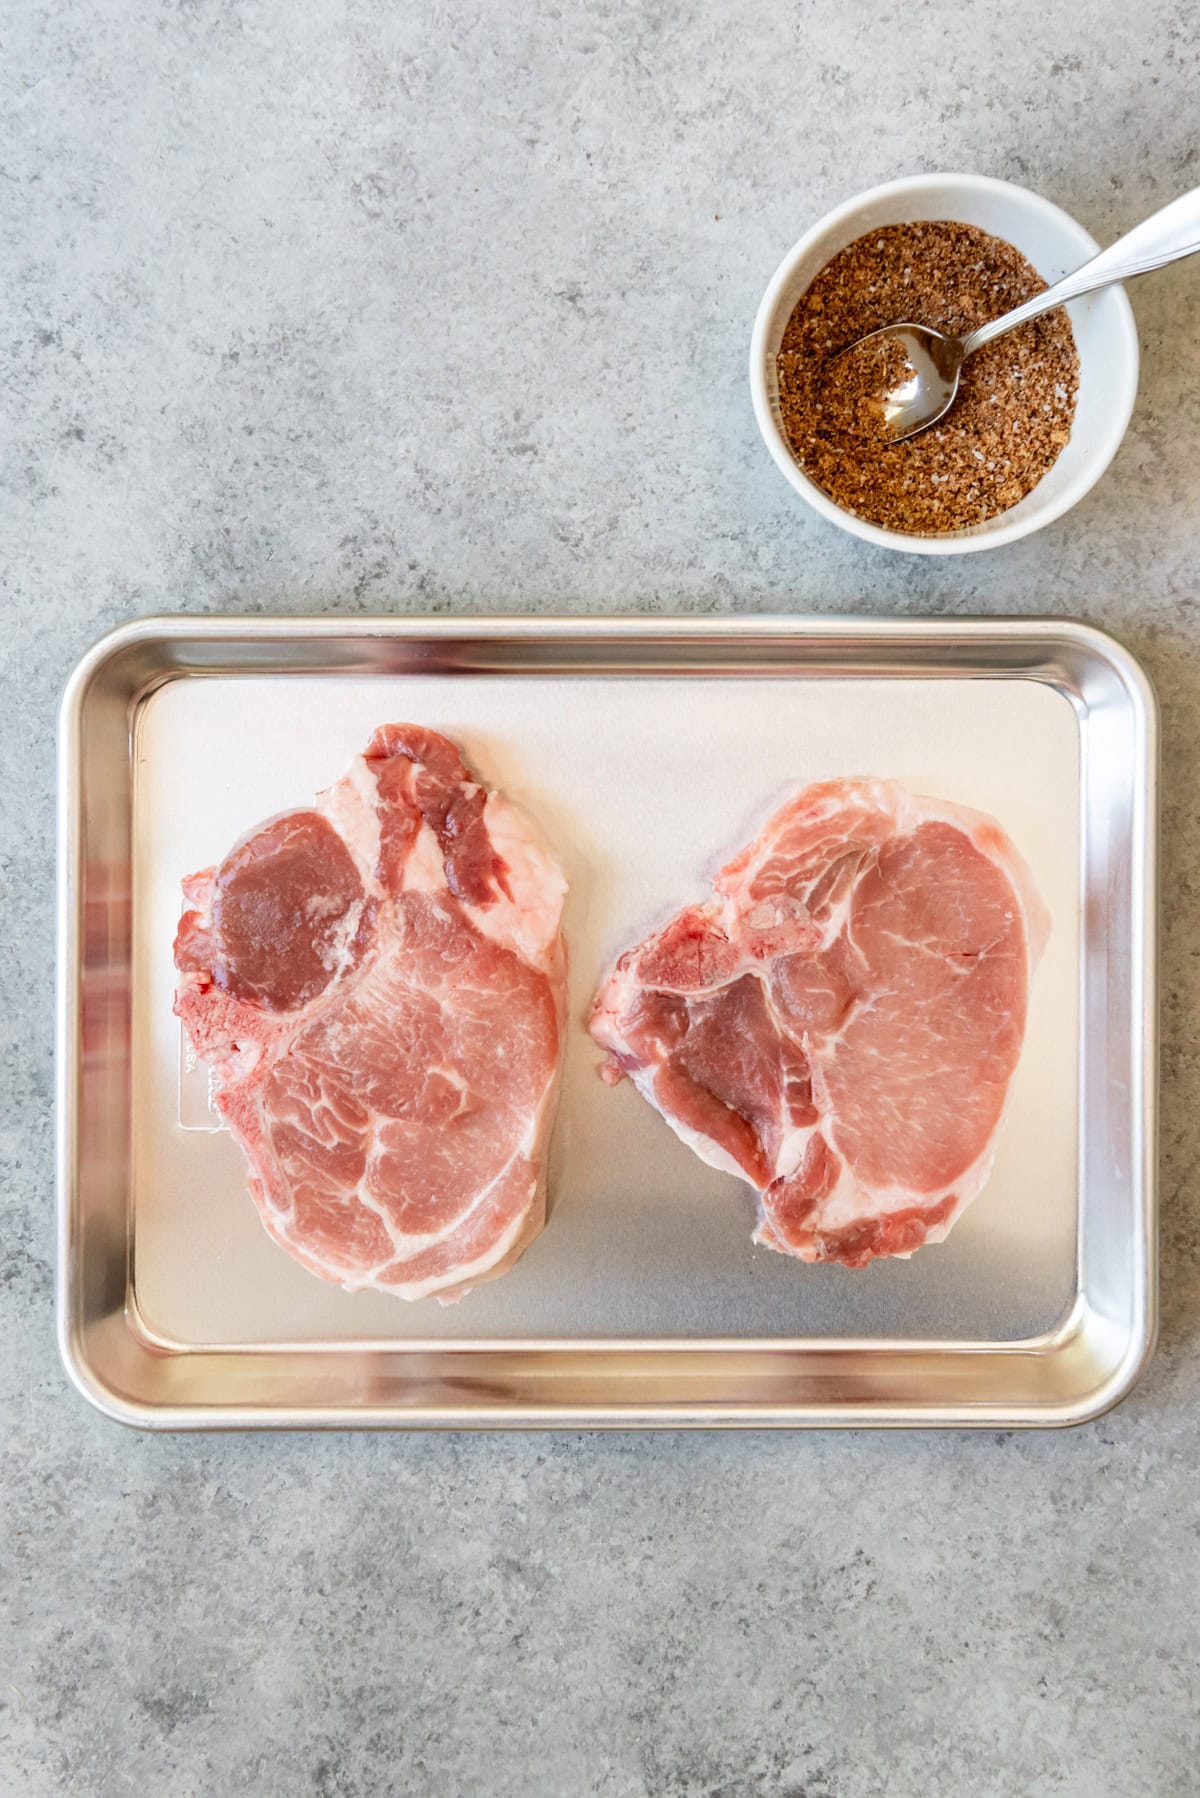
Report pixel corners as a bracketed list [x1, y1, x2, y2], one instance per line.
[175, 726, 566, 1303]
[590, 779, 1048, 1269]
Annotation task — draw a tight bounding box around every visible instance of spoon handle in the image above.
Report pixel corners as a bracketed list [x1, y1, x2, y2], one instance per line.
[961, 185, 1200, 357]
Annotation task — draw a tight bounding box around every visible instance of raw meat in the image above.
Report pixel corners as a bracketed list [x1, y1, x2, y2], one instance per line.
[590, 778, 1049, 1269]
[175, 726, 567, 1303]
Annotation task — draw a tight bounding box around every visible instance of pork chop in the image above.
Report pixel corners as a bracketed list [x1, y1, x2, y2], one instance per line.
[590, 778, 1048, 1268]
[175, 725, 567, 1303]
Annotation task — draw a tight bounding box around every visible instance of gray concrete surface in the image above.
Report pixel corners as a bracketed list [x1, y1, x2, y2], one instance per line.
[4, 2, 1200, 1793]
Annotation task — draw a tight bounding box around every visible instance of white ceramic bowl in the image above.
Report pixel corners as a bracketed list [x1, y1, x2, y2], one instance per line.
[749, 173, 1139, 554]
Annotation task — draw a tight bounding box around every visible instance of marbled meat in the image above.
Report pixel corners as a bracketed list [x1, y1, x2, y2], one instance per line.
[590, 778, 1048, 1268]
[175, 726, 566, 1302]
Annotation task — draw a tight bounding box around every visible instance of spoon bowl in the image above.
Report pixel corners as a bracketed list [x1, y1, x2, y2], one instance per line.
[828, 323, 963, 443]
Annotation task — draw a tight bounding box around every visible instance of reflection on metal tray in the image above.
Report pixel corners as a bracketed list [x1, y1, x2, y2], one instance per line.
[56, 615, 1157, 1428]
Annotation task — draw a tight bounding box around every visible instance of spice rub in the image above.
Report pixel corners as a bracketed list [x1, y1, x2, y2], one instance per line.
[777, 221, 1079, 535]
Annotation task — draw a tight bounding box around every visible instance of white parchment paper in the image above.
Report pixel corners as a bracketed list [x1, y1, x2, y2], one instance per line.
[132, 672, 1080, 1345]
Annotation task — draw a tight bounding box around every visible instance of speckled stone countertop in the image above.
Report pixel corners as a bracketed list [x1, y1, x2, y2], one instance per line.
[4, 3, 1199, 1793]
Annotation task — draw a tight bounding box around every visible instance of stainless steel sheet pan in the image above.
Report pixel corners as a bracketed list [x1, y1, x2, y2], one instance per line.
[56, 615, 1158, 1427]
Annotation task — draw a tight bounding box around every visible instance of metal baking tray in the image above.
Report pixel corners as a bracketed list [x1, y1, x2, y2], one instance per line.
[57, 615, 1158, 1429]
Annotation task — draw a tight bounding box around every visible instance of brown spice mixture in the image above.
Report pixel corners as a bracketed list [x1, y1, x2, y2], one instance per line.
[777, 221, 1079, 535]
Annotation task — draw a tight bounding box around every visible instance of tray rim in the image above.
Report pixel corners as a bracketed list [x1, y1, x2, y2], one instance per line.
[56, 612, 1159, 1430]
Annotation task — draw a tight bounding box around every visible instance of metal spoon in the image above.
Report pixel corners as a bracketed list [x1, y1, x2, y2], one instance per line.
[832, 186, 1200, 443]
